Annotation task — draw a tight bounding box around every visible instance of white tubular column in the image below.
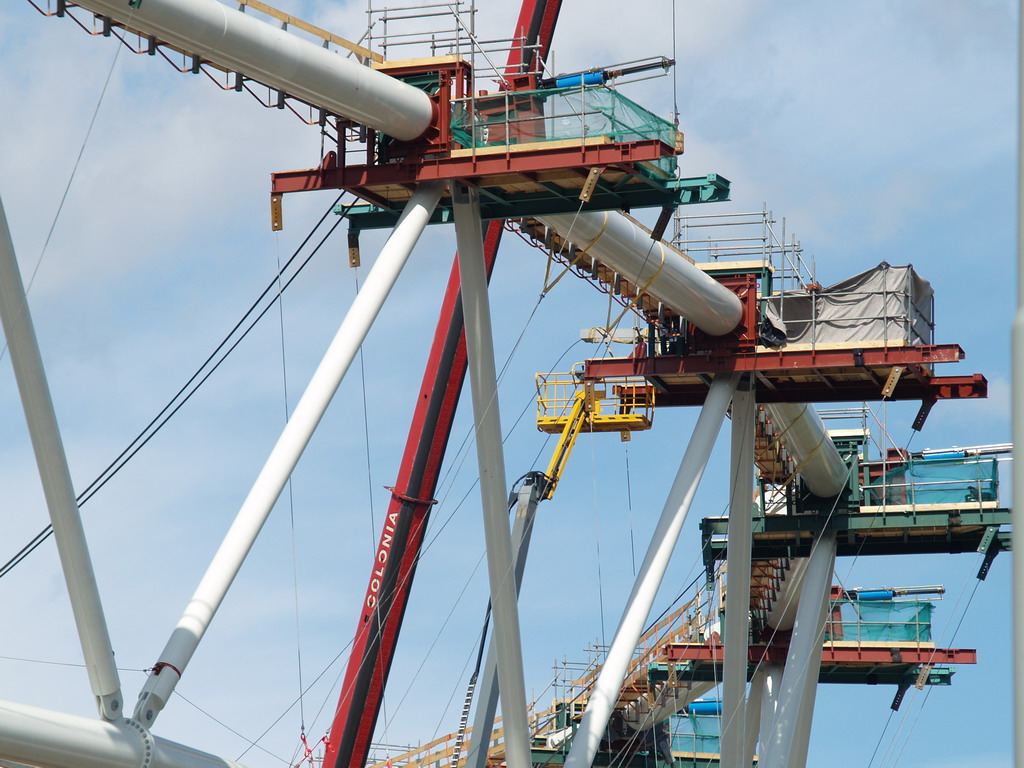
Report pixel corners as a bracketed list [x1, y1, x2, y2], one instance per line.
[759, 534, 836, 768]
[539, 212, 742, 336]
[0, 196, 124, 721]
[759, 663, 783, 750]
[563, 374, 739, 768]
[0, 699, 247, 768]
[466, 477, 543, 768]
[764, 403, 848, 497]
[71, 0, 433, 140]
[451, 184, 532, 768]
[720, 376, 755, 768]
[133, 182, 443, 727]
[743, 665, 766, 767]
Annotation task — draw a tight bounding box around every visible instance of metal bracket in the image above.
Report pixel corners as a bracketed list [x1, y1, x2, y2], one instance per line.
[578, 167, 603, 202]
[976, 525, 1001, 580]
[127, 0, 143, 9]
[890, 682, 910, 711]
[881, 365, 904, 399]
[270, 194, 283, 231]
[911, 398, 936, 431]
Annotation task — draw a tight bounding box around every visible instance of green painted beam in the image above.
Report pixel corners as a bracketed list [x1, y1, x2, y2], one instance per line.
[647, 661, 955, 687]
[700, 507, 1012, 570]
[339, 174, 731, 231]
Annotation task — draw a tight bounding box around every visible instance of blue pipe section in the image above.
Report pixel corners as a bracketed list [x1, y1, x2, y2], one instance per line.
[688, 700, 722, 716]
[553, 71, 605, 88]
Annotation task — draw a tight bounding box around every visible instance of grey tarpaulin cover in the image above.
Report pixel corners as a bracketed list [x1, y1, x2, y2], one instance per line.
[767, 262, 934, 345]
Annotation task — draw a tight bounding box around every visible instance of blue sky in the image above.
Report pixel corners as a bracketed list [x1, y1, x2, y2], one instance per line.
[0, 1, 1016, 767]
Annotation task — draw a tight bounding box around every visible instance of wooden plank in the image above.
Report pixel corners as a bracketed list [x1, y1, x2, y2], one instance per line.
[449, 136, 612, 158]
[372, 54, 465, 69]
[237, 0, 382, 62]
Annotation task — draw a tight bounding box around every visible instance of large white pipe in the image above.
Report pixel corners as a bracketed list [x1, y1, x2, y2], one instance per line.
[759, 534, 835, 768]
[72, 0, 433, 141]
[539, 212, 743, 336]
[759, 663, 783, 753]
[132, 182, 443, 727]
[743, 665, 766, 767]
[720, 379, 755, 768]
[0, 196, 124, 721]
[452, 184, 532, 768]
[562, 373, 738, 768]
[0, 700, 246, 768]
[764, 403, 848, 498]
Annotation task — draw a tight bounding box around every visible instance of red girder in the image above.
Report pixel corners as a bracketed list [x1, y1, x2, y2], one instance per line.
[271, 139, 668, 195]
[584, 344, 966, 378]
[582, 344, 987, 406]
[325, 2, 564, 767]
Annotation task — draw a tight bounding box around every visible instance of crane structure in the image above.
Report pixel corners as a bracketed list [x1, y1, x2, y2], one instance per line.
[0, 2, 1012, 768]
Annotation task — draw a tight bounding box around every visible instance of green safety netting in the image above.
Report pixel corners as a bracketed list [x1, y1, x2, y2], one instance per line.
[826, 600, 933, 643]
[670, 713, 720, 754]
[450, 85, 677, 176]
[864, 456, 998, 506]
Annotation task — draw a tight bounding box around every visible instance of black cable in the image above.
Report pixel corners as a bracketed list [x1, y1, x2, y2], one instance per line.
[0, 195, 352, 580]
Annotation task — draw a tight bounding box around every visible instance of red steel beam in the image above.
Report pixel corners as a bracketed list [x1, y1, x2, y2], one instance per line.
[665, 643, 977, 666]
[271, 140, 668, 195]
[325, 3, 563, 767]
[582, 344, 968, 380]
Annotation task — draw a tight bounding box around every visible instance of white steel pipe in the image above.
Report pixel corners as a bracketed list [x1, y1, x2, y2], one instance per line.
[759, 663, 783, 752]
[759, 534, 836, 768]
[743, 665, 766, 767]
[71, 0, 433, 140]
[0, 699, 247, 768]
[720, 378, 755, 768]
[562, 374, 739, 768]
[539, 212, 743, 336]
[133, 182, 443, 727]
[0, 195, 124, 721]
[466, 478, 541, 768]
[452, 184, 532, 768]
[764, 403, 848, 498]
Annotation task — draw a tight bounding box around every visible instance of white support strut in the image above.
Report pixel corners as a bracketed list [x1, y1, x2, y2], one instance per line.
[133, 182, 443, 727]
[451, 183, 533, 768]
[743, 665, 767, 767]
[562, 373, 739, 768]
[0, 194, 124, 721]
[69, 0, 433, 141]
[720, 376, 755, 768]
[466, 477, 542, 768]
[759, 533, 837, 768]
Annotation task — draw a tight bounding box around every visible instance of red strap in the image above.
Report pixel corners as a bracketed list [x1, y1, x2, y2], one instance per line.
[384, 485, 438, 506]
